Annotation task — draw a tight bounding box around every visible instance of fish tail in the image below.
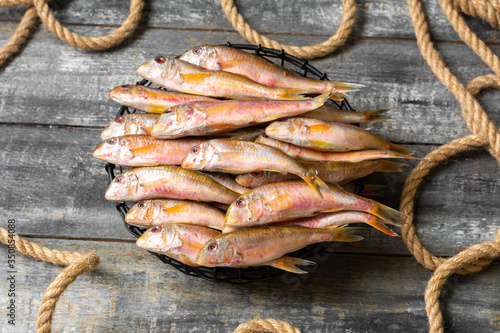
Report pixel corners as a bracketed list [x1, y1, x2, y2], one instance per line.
[266, 256, 316, 274]
[280, 88, 313, 100]
[362, 108, 391, 122]
[327, 226, 364, 242]
[377, 160, 409, 173]
[309, 92, 331, 108]
[388, 142, 414, 155]
[364, 215, 400, 237]
[370, 202, 408, 226]
[376, 150, 424, 161]
[328, 81, 364, 100]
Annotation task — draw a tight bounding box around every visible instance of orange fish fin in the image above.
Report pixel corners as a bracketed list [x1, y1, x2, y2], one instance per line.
[388, 143, 413, 155]
[377, 160, 409, 173]
[364, 217, 400, 237]
[362, 108, 391, 122]
[265, 256, 315, 274]
[371, 202, 408, 226]
[130, 146, 155, 158]
[326, 226, 364, 242]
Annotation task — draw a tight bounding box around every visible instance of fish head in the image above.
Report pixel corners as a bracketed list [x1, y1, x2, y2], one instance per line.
[104, 171, 140, 201]
[136, 225, 182, 252]
[181, 141, 220, 170]
[125, 200, 161, 226]
[196, 237, 240, 266]
[235, 171, 267, 188]
[93, 137, 133, 164]
[179, 45, 220, 70]
[225, 191, 268, 227]
[108, 85, 135, 105]
[266, 118, 309, 141]
[151, 103, 207, 138]
[137, 56, 181, 82]
[101, 114, 146, 140]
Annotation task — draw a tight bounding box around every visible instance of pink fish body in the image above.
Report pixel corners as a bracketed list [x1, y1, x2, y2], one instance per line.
[179, 45, 361, 100]
[109, 85, 216, 113]
[151, 93, 329, 139]
[137, 224, 221, 266]
[265, 117, 412, 153]
[93, 135, 204, 166]
[225, 181, 406, 228]
[125, 199, 226, 230]
[255, 135, 415, 162]
[104, 166, 239, 204]
[137, 56, 311, 100]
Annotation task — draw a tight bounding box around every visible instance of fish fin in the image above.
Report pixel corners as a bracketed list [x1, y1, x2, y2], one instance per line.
[181, 73, 213, 82]
[364, 217, 400, 237]
[265, 256, 316, 274]
[327, 81, 364, 100]
[362, 109, 391, 122]
[310, 92, 331, 108]
[377, 160, 409, 173]
[280, 88, 313, 100]
[301, 172, 326, 199]
[388, 142, 414, 155]
[327, 226, 364, 242]
[129, 146, 155, 158]
[370, 202, 408, 226]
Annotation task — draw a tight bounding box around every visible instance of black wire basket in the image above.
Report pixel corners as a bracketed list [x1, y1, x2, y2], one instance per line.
[104, 43, 359, 284]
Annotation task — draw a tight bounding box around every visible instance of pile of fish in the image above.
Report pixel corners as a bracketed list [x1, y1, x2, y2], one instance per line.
[94, 45, 412, 274]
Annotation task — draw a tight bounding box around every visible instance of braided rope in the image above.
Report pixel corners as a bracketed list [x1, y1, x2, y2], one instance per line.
[219, 0, 356, 59]
[0, 0, 144, 69]
[233, 318, 301, 333]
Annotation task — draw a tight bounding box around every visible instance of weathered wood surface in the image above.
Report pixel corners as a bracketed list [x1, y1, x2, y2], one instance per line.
[0, 238, 499, 333]
[0, 0, 499, 332]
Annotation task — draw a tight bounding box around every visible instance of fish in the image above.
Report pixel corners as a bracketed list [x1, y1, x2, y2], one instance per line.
[265, 117, 413, 154]
[101, 113, 159, 140]
[276, 211, 400, 237]
[108, 85, 217, 113]
[214, 126, 265, 141]
[235, 160, 406, 188]
[125, 199, 226, 230]
[181, 139, 328, 197]
[179, 45, 362, 101]
[302, 106, 390, 124]
[151, 93, 330, 139]
[93, 135, 205, 166]
[196, 225, 362, 273]
[137, 56, 312, 100]
[255, 135, 416, 162]
[104, 165, 239, 204]
[224, 181, 407, 229]
[137, 224, 221, 266]
[201, 172, 251, 195]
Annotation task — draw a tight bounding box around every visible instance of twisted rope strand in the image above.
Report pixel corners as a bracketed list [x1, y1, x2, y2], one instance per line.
[219, 0, 356, 59]
[233, 318, 301, 333]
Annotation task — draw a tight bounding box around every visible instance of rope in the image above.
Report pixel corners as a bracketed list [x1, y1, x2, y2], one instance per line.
[403, 0, 500, 331]
[233, 319, 301, 333]
[0, 0, 144, 68]
[0, 228, 100, 333]
[219, 0, 356, 60]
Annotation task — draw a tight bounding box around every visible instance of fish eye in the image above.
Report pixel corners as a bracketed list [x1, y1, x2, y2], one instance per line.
[193, 47, 202, 54]
[165, 107, 174, 114]
[115, 116, 124, 123]
[115, 176, 123, 183]
[138, 201, 146, 208]
[263, 134, 269, 138]
[207, 242, 218, 251]
[154, 56, 166, 64]
[151, 226, 162, 233]
[251, 171, 263, 178]
[107, 138, 117, 145]
[191, 146, 199, 154]
[236, 198, 246, 208]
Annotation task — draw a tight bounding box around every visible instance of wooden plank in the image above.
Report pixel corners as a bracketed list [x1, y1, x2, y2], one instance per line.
[1, 25, 498, 145]
[0, 238, 498, 332]
[1, 0, 499, 43]
[1, 125, 498, 257]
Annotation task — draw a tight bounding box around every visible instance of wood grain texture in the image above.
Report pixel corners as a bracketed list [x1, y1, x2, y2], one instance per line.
[0, 126, 498, 257]
[0, 238, 498, 332]
[1, 0, 500, 42]
[0, 24, 499, 145]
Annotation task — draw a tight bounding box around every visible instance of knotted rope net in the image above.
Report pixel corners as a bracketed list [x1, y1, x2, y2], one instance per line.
[1, 0, 499, 332]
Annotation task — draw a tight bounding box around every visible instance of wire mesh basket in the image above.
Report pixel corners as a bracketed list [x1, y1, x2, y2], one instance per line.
[104, 43, 359, 283]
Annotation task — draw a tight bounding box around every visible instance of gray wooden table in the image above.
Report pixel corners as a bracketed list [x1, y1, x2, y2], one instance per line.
[0, 1, 499, 332]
